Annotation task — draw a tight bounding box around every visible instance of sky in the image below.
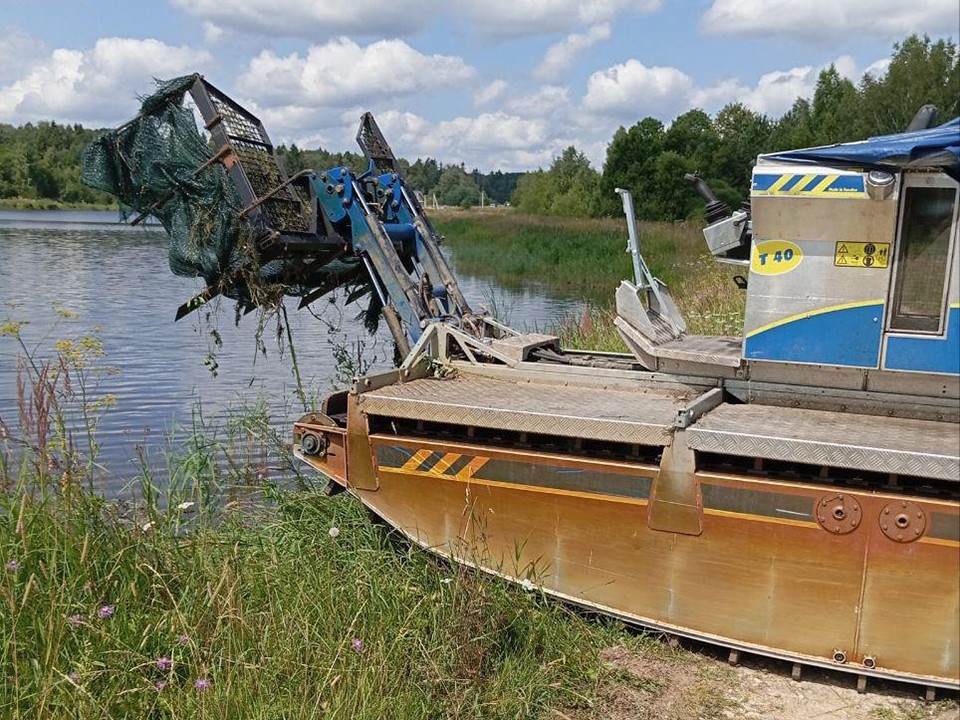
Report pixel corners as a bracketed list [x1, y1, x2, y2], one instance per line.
[0, 0, 957, 171]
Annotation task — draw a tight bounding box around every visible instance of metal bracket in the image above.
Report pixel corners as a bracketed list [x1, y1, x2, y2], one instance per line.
[675, 388, 723, 428]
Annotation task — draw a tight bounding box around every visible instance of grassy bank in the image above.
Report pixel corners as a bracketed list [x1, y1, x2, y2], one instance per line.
[0, 328, 718, 719]
[431, 211, 745, 350]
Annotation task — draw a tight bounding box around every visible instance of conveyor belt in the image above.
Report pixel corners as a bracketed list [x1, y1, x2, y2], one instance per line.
[358, 375, 690, 446]
[687, 403, 960, 481]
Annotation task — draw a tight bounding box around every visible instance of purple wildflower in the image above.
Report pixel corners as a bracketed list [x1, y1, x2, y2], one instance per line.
[176, 634, 190, 645]
[351, 637, 363, 653]
[156, 657, 172, 671]
[68, 672, 79, 683]
[4, 559, 19, 572]
[194, 678, 211, 691]
[97, 605, 115, 620]
[68, 614, 84, 628]
[155, 680, 168, 691]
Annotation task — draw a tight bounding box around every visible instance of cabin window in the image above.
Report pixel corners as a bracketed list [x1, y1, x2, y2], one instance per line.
[889, 180, 958, 333]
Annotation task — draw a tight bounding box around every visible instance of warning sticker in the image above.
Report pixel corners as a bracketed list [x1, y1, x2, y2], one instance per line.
[834, 241, 890, 269]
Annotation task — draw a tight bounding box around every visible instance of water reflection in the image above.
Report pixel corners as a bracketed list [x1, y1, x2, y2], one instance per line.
[0, 212, 583, 492]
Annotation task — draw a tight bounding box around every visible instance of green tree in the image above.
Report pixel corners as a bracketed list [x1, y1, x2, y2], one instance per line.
[811, 66, 860, 145]
[712, 103, 772, 200]
[598, 117, 666, 218]
[859, 35, 960, 135]
[435, 165, 481, 207]
[511, 146, 599, 216]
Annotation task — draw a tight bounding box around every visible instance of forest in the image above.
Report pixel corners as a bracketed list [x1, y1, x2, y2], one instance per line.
[515, 35, 959, 219]
[0, 35, 956, 218]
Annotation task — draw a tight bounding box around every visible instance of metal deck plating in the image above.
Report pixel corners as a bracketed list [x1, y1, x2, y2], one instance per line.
[687, 403, 960, 481]
[358, 375, 691, 446]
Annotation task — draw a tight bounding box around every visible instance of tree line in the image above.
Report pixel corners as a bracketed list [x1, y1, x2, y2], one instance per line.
[515, 35, 959, 219]
[277, 145, 522, 208]
[0, 35, 955, 218]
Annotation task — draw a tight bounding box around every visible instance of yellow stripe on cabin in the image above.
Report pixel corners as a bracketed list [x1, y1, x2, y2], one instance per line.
[809, 174, 839, 195]
[745, 299, 885, 339]
[765, 174, 795, 193]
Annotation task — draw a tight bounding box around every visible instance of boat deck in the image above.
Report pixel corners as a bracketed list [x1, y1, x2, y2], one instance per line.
[358, 375, 691, 446]
[358, 370, 960, 481]
[687, 403, 960, 481]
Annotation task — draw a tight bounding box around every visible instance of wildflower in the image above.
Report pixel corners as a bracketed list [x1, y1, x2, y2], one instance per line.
[155, 680, 168, 691]
[351, 637, 363, 653]
[328, 526, 340, 538]
[440, 578, 453, 585]
[176, 501, 196, 512]
[520, 578, 536, 592]
[68, 614, 84, 628]
[4, 558, 19, 572]
[176, 634, 190, 645]
[194, 678, 211, 691]
[156, 657, 172, 671]
[97, 605, 115, 620]
[68, 672, 79, 683]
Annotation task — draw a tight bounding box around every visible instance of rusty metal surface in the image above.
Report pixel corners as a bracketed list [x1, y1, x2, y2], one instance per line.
[879, 500, 926, 543]
[687, 403, 960, 480]
[815, 493, 863, 534]
[345, 394, 378, 490]
[341, 426, 959, 686]
[358, 375, 690, 446]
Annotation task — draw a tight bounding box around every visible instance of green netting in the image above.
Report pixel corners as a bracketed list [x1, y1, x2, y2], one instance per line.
[81, 75, 369, 311]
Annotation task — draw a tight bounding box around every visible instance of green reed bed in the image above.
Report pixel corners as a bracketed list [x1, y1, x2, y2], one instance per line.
[0, 326, 641, 719]
[1, 476, 628, 719]
[433, 211, 746, 349]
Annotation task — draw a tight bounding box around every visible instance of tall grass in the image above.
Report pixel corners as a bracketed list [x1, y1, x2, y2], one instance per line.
[0, 329, 651, 719]
[433, 211, 746, 349]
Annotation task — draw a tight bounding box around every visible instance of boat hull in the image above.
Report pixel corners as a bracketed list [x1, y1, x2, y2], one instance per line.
[295, 421, 960, 689]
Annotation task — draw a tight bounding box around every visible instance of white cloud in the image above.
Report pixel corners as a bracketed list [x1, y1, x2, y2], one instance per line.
[0, 37, 211, 125]
[702, 0, 959, 42]
[202, 22, 225, 44]
[863, 58, 891, 79]
[374, 109, 560, 170]
[236, 38, 474, 109]
[474, 80, 508, 107]
[692, 55, 889, 116]
[504, 85, 570, 118]
[172, 0, 661, 39]
[172, 0, 435, 40]
[468, 0, 658, 36]
[535, 23, 611, 82]
[582, 59, 695, 122]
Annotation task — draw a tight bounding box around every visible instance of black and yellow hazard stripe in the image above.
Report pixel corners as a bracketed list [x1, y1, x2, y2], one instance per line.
[375, 443, 652, 501]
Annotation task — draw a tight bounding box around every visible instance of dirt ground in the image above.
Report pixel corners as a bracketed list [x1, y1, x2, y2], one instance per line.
[558, 643, 959, 720]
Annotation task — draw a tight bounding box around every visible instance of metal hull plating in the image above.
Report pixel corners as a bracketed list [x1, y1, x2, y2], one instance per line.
[294, 373, 960, 690]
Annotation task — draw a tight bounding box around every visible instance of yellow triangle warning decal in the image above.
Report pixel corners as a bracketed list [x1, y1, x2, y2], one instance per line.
[838, 244, 848, 253]
[837, 256, 848, 265]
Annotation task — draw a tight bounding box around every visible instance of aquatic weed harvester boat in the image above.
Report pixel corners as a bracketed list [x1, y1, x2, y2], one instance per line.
[83, 76, 960, 695]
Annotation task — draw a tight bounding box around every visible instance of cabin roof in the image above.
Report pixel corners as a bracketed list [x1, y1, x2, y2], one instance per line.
[759, 117, 960, 178]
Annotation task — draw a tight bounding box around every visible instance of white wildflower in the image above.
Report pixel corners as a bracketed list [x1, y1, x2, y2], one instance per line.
[328, 526, 340, 538]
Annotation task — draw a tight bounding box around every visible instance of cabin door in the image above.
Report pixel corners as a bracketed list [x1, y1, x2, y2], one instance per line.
[881, 173, 960, 374]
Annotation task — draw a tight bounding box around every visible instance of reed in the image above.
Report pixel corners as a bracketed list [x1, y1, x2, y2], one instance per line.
[432, 211, 745, 351]
[0, 330, 671, 719]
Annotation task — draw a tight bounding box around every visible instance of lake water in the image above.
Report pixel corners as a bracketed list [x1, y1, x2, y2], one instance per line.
[0, 210, 584, 493]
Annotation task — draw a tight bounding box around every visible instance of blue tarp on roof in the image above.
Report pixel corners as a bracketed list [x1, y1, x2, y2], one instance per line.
[760, 118, 960, 178]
